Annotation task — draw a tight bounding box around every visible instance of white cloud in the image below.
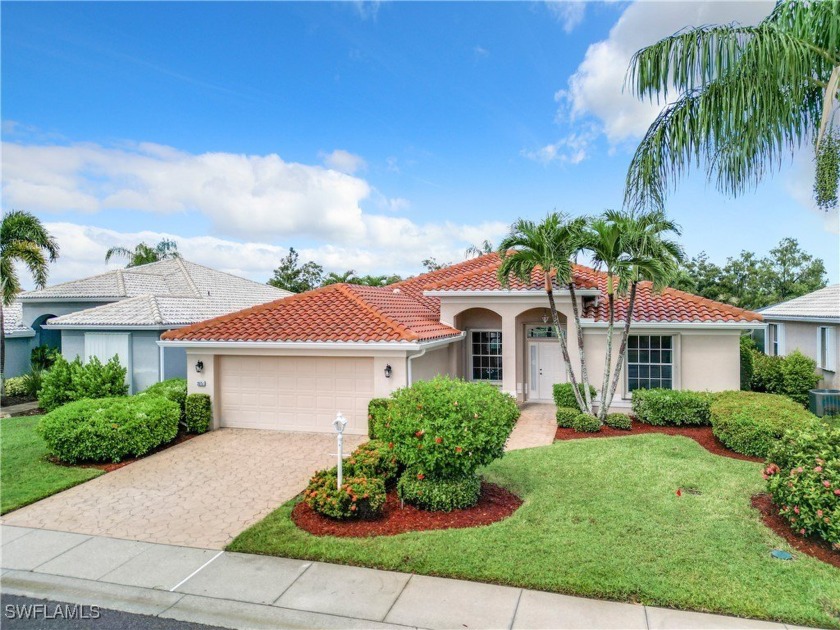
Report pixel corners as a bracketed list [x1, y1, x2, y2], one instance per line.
[522, 129, 595, 165]
[473, 45, 490, 59]
[321, 149, 367, 174]
[545, 1, 586, 33]
[560, 1, 773, 144]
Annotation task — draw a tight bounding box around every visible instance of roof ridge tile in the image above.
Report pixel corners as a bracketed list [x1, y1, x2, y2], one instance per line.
[338, 284, 419, 341]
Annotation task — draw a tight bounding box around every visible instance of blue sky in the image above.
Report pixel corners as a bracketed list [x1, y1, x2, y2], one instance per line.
[2, 1, 838, 286]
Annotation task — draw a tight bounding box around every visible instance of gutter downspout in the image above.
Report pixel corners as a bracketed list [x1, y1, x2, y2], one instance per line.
[406, 347, 427, 386]
[406, 332, 466, 386]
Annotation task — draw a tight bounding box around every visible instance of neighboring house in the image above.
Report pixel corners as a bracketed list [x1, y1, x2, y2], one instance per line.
[2, 302, 37, 378]
[161, 253, 763, 435]
[16, 258, 290, 392]
[758, 284, 839, 388]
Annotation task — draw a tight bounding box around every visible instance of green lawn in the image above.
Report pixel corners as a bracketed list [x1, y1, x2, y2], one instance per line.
[230, 434, 840, 629]
[1, 415, 103, 514]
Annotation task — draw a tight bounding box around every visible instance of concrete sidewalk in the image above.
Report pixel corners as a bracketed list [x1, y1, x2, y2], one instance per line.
[0, 526, 813, 630]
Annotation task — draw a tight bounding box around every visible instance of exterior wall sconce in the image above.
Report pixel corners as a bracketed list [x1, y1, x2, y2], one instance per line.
[541, 310, 549, 324]
[195, 360, 204, 373]
[384, 364, 392, 378]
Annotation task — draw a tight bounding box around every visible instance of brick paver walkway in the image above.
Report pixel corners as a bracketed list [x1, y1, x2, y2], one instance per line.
[1, 429, 365, 549]
[505, 403, 556, 451]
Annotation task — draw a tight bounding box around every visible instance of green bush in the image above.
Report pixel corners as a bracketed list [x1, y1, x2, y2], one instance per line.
[631, 389, 712, 426]
[185, 393, 212, 434]
[553, 383, 597, 409]
[2, 376, 27, 398]
[38, 355, 128, 412]
[141, 379, 187, 423]
[751, 351, 785, 393]
[36, 395, 179, 463]
[555, 407, 580, 428]
[710, 391, 821, 458]
[571, 413, 601, 433]
[380, 376, 519, 480]
[303, 468, 386, 520]
[605, 413, 632, 430]
[345, 440, 399, 484]
[397, 469, 481, 511]
[30, 345, 59, 371]
[367, 398, 392, 439]
[765, 424, 839, 546]
[739, 336, 755, 391]
[751, 350, 820, 407]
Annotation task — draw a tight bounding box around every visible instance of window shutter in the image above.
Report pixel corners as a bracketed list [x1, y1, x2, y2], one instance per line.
[827, 327, 837, 372]
[817, 327, 824, 369]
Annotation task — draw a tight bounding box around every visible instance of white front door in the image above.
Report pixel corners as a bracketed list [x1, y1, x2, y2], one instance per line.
[529, 341, 566, 401]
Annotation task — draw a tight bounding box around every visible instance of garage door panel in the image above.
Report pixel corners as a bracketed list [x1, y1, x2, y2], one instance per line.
[220, 356, 373, 434]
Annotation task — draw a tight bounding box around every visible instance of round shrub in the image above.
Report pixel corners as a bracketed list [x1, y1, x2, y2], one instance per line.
[397, 469, 481, 512]
[380, 376, 519, 479]
[605, 413, 632, 430]
[2, 376, 28, 398]
[185, 393, 212, 434]
[711, 391, 821, 458]
[631, 389, 711, 426]
[36, 396, 179, 463]
[38, 355, 128, 412]
[553, 383, 596, 409]
[303, 468, 386, 520]
[140, 378, 187, 423]
[571, 413, 601, 433]
[555, 407, 580, 428]
[367, 398, 392, 439]
[765, 424, 839, 546]
[346, 440, 399, 484]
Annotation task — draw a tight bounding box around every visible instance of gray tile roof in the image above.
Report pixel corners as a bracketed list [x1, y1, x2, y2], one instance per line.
[3, 302, 34, 337]
[34, 259, 291, 328]
[759, 284, 840, 322]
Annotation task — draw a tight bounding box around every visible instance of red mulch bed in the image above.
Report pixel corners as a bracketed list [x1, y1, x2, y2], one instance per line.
[292, 482, 522, 537]
[48, 431, 197, 473]
[555, 421, 762, 462]
[751, 493, 840, 568]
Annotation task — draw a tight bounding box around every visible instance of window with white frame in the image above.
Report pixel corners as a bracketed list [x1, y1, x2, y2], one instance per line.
[818, 326, 836, 372]
[768, 323, 785, 356]
[470, 330, 502, 382]
[627, 335, 673, 391]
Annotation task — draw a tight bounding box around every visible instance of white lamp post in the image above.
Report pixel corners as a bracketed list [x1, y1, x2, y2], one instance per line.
[332, 411, 348, 489]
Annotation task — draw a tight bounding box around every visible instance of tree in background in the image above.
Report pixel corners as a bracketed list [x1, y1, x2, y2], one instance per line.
[421, 257, 451, 272]
[105, 239, 180, 267]
[625, 0, 840, 211]
[1, 210, 59, 384]
[268, 248, 323, 293]
[321, 270, 357, 286]
[465, 240, 495, 258]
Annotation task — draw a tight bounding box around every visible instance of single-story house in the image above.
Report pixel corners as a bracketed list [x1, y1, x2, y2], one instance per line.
[161, 253, 764, 435]
[16, 258, 290, 391]
[759, 284, 839, 388]
[2, 302, 37, 378]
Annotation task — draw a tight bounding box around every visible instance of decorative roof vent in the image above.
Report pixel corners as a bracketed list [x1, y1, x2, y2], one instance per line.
[392, 288, 401, 294]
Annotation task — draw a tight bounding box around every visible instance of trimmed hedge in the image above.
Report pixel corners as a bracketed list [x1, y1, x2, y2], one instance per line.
[605, 413, 632, 430]
[765, 424, 839, 546]
[367, 398, 392, 439]
[553, 383, 596, 409]
[38, 355, 128, 412]
[345, 440, 400, 485]
[304, 468, 386, 520]
[751, 350, 820, 407]
[140, 379, 187, 423]
[185, 393, 212, 434]
[397, 470, 482, 512]
[631, 389, 711, 426]
[710, 391, 821, 458]
[555, 407, 580, 428]
[36, 396, 179, 463]
[571, 413, 600, 433]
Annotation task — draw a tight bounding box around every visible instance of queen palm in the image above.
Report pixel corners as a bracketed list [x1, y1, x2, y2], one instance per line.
[624, 0, 840, 211]
[1, 210, 59, 382]
[105, 239, 180, 268]
[498, 214, 591, 413]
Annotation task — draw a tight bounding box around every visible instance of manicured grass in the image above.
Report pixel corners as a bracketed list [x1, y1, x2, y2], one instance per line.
[230, 434, 840, 629]
[1, 416, 103, 514]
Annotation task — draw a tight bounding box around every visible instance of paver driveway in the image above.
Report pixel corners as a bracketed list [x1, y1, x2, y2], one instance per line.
[1, 429, 366, 549]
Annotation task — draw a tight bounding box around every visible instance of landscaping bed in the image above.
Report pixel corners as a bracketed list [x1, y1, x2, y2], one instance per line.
[554, 420, 762, 462]
[293, 482, 521, 537]
[47, 430, 197, 473]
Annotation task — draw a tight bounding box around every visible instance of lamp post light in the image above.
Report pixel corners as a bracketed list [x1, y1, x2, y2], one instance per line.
[332, 412, 348, 489]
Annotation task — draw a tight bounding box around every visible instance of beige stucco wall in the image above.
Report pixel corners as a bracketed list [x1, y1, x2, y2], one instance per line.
[775, 320, 839, 389]
[680, 332, 740, 392]
[409, 345, 454, 383]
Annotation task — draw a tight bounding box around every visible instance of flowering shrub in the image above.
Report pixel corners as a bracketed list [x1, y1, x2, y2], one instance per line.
[304, 468, 386, 520]
[711, 391, 820, 457]
[571, 413, 600, 433]
[345, 440, 399, 484]
[764, 424, 839, 546]
[605, 413, 632, 430]
[380, 376, 519, 480]
[397, 469, 481, 512]
[140, 379, 187, 423]
[36, 395, 179, 463]
[553, 383, 597, 409]
[631, 389, 711, 426]
[555, 407, 579, 428]
[367, 398, 392, 439]
[38, 355, 128, 412]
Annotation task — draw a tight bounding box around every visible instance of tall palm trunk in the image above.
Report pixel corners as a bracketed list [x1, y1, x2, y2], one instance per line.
[567, 282, 593, 414]
[545, 279, 586, 412]
[598, 285, 616, 422]
[0, 301, 6, 396]
[604, 281, 639, 412]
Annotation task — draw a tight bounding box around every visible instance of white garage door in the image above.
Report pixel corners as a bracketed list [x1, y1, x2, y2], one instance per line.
[219, 356, 374, 434]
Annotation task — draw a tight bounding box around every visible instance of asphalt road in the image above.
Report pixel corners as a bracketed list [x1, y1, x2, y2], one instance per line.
[1, 594, 224, 630]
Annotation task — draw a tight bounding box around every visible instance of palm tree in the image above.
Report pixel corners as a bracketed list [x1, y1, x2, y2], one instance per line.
[599, 210, 684, 417]
[624, 0, 840, 211]
[465, 240, 495, 258]
[321, 270, 357, 286]
[105, 239, 180, 267]
[1, 210, 59, 383]
[498, 214, 591, 413]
